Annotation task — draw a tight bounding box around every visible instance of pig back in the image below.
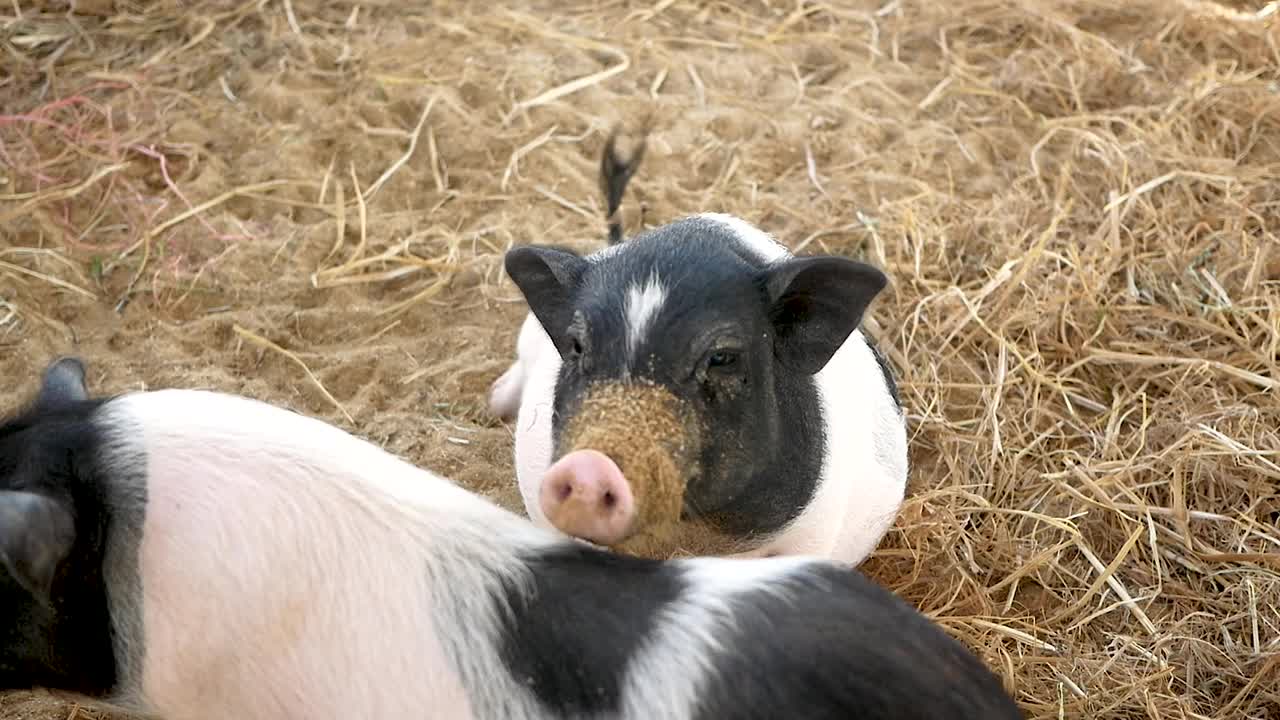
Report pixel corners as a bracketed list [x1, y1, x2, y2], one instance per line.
[99, 390, 545, 720]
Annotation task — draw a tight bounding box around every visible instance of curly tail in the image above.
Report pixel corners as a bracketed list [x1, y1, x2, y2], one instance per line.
[599, 124, 649, 246]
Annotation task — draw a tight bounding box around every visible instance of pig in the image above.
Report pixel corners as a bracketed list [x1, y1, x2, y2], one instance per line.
[489, 130, 909, 563]
[1, 356, 1021, 720]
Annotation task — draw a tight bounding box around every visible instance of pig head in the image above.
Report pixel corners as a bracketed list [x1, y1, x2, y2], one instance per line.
[504, 220, 890, 561]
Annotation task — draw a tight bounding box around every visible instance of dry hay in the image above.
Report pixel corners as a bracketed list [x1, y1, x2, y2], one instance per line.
[1, 0, 1279, 718]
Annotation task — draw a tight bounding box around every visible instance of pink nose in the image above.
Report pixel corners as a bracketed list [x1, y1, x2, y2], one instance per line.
[539, 449, 636, 545]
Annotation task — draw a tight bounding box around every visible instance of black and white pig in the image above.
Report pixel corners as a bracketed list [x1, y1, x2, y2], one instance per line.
[2, 357, 1020, 720]
[489, 132, 909, 562]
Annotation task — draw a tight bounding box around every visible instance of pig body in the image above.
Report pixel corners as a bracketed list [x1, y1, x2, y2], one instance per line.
[492, 134, 908, 563]
[1, 358, 1020, 720]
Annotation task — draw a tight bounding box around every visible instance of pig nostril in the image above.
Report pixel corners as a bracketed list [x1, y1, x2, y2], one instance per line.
[602, 491, 617, 509]
[556, 481, 573, 502]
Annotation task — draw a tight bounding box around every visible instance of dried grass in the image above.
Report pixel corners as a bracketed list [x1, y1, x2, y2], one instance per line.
[2, 1, 1279, 718]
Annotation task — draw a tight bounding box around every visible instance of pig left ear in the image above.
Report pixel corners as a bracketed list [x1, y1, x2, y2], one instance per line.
[505, 245, 590, 354]
[0, 491, 77, 601]
[763, 256, 888, 375]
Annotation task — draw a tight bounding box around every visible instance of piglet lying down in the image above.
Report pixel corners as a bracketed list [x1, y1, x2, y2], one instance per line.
[1, 358, 1021, 720]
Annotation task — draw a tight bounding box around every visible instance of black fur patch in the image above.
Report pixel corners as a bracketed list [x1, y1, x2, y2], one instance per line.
[691, 564, 1023, 720]
[1, 358, 144, 700]
[0, 396, 122, 697]
[496, 542, 683, 715]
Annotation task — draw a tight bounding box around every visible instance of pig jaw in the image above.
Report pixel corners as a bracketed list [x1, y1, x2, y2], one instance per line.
[611, 516, 750, 559]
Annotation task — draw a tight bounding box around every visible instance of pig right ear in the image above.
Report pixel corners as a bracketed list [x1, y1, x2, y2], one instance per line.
[34, 356, 89, 412]
[763, 256, 888, 375]
[504, 246, 589, 352]
[0, 491, 77, 602]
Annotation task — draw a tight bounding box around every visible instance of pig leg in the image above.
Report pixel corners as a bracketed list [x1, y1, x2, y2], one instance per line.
[489, 312, 552, 422]
[488, 364, 525, 422]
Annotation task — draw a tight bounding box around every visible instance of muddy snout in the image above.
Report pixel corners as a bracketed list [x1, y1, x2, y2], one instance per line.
[540, 382, 693, 551]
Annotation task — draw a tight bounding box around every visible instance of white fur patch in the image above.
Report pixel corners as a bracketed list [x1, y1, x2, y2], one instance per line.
[697, 212, 791, 263]
[678, 554, 815, 594]
[618, 556, 812, 719]
[623, 271, 667, 361]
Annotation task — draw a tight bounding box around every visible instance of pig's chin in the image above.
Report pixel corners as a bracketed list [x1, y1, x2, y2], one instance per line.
[607, 517, 749, 560]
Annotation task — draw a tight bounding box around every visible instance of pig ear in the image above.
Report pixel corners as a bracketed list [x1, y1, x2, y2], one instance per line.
[763, 257, 888, 375]
[0, 491, 77, 601]
[505, 246, 589, 352]
[34, 356, 89, 412]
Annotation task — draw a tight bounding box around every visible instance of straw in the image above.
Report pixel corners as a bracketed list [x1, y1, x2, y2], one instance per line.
[2, 1, 1278, 718]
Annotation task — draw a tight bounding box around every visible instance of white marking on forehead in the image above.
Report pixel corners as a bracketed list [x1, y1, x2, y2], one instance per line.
[624, 271, 667, 361]
[696, 212, 792, 263]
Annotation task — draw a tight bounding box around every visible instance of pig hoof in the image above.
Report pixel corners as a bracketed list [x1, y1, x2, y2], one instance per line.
[487, 366, 522, 421]
[540, 450, 635, 546]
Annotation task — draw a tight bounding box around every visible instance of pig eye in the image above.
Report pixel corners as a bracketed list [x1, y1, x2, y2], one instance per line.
[706, 349, 740, 371]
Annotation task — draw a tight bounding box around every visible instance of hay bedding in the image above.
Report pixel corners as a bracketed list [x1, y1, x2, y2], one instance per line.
[1, 0, 1278, 717]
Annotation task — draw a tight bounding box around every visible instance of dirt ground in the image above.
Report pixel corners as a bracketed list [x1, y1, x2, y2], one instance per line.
[3, 0, 1279, 718]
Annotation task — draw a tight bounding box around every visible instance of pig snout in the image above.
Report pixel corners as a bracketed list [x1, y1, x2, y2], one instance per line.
[539, 449, 636, 545]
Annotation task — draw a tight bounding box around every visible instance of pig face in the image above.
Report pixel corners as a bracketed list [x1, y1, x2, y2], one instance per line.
[0, 358, 118, 696]
[505, 217, 888, 558]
